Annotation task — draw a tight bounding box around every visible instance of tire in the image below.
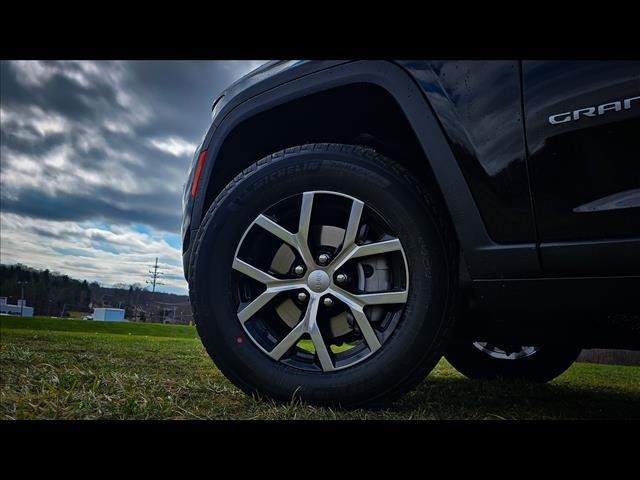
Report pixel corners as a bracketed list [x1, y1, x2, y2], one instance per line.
[189, 143, 457, 408]
[445, 341, 582, 383]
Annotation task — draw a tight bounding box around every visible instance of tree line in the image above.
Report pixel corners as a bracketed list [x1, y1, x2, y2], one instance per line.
[1, 264, 91, 316]
[0, 264, 191, 323]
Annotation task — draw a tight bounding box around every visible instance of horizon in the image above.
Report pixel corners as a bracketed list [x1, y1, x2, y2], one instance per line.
[0, 60, 266, 295]
[1, 262, 189, 297]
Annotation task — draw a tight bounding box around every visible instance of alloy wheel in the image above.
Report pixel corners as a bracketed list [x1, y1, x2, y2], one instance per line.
[472, 342, 540, 360]
[231, 191, 409, 372]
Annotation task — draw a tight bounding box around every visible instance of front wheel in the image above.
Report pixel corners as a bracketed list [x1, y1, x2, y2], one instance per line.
[445, 341, 582, 382]
[189, 144, 457, 407]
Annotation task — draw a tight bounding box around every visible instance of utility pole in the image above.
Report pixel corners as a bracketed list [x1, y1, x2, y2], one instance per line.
[17, 281, 28, 316]
[146, 257, 164, 293]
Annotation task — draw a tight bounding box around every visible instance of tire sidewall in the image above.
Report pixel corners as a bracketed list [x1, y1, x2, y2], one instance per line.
[190, 148, 453, 405]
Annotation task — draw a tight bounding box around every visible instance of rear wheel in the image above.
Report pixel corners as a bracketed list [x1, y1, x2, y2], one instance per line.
[189, 144, 457, 407]
[445, 341, 582, 382]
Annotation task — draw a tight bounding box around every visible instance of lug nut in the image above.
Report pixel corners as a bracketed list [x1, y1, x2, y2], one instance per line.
[318, 253, 330, 265]
[335, 273, 348, 284]
[293, 265, 305, 276]
[322, 297, 334, 308]
[297, 292, 308, 302]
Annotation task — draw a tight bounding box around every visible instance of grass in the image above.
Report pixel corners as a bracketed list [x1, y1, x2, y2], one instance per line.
[0, 316, 197, 339]
[1, 316, 638, 420]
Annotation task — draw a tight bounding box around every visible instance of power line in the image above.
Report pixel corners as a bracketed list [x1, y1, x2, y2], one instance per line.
[145, 257, 165, 293]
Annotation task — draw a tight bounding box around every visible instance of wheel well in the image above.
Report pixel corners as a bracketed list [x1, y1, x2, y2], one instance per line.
[202, 83, 449, 228]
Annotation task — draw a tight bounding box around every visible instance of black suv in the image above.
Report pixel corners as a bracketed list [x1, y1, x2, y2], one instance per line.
[182, 60, 639, 407]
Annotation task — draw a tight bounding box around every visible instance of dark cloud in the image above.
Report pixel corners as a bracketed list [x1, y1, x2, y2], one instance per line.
[0, 60, 264, 293]
[2, 187, 181, 232]
[1, 60, 263, 233]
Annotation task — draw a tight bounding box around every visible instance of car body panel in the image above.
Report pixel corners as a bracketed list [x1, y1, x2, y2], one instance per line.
[522, 61, 640, 275]
[397, 60, 535, 244]
[182, 60, 541, 281]
[522, 60, 639, 243]
[182, 60, 640, 285]
[211, 61, 349, 128]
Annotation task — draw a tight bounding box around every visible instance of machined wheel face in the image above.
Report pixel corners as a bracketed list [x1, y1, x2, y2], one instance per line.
[231, 190, 409, 372]
[472, 342, 540, 360]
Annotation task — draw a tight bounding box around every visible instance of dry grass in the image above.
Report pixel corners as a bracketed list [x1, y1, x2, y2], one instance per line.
[1, 316, 638, 420]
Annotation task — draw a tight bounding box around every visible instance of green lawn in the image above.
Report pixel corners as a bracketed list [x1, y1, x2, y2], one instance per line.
[1, 316, 638, 420]
[0, 316, 197, 339]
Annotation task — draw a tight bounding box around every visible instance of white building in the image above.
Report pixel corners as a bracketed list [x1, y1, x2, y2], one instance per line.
[0, 297, 34, 317]
[92, 307, 126, 322]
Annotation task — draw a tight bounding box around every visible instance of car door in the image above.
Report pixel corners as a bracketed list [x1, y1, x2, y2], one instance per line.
[522, 61, 640, 276]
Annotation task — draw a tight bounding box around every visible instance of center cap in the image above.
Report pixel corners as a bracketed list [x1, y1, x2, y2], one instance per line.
[307, 269, 330, 293]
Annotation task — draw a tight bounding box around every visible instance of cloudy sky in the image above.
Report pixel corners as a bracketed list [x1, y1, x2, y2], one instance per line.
[0, 60, 265, 295]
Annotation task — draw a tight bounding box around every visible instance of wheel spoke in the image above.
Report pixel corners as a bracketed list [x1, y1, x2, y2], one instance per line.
[237, 290, 279, 323]
[308, 321, 335, 372]
[296, 192, 315, 266]
[356, 290, 408, 305]
[237, 283, 301, 323]
[298, 192, 314, 244]
[233, 258, 304, 288]
[269, 294, 335, 371]
[233, 257, 304, 323]
[329, 238, 402, 273]
[350, 307, 382, 352]
[330, 289, 383, 352]
[254, 214, 298, 249]
[351, 238, 402, 260]
[253, 202, 316, 267]
[269, 319, 306, 360]
[268, 293, 333, 370]
[232, 258, 278, 285]
[301, 295, 334, 371]
[343, 199, 364, 248]
[330, 287, 408, 308]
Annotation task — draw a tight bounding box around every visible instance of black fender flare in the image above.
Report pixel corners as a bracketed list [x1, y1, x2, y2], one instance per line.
[190, 60, 540, 279]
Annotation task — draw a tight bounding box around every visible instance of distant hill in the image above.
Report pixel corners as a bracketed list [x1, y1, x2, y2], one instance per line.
[0, 264, 192, 324]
